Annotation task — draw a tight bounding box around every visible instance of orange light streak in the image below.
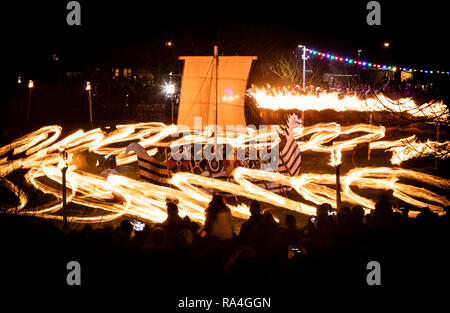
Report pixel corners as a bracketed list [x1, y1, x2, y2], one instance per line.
[0, 114, 448, 224]
[250, 87, 449, 121]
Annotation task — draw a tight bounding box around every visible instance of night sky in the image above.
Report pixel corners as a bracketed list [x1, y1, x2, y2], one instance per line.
[1, 0, 449, 73]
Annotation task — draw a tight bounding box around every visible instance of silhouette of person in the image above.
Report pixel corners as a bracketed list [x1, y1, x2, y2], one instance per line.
[162, 201, 184, 243]
[239, 200, 262, 243]
[284, 214, 297, 230]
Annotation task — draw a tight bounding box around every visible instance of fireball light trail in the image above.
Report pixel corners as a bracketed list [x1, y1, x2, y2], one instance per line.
[1, 91, 449, 225]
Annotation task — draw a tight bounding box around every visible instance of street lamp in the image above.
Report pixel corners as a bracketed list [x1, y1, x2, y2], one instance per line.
[164, 79, 175, 124]
[357, 50, 363, 83]
[27, 80, 34, 123]
[298, 44, 308, 123]
[297, 45, 307, 90]
[165, 83, 175, 95]
[383, 42, 390, 48]
[86, 81, 93, 129]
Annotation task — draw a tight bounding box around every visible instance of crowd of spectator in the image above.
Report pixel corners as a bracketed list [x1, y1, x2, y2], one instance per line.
[1, 192, 449, 297]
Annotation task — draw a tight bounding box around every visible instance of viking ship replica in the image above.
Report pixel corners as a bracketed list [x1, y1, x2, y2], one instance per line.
[125, 46, 303, 195]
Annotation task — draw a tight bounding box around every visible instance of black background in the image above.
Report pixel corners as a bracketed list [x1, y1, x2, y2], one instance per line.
[1, 0, 449, 72]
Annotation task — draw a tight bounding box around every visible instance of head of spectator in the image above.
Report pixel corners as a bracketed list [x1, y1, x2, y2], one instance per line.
[182, 215, 194, 230]
[370, 193, 394, 231]
[285, 214, 297, 230]
[419, 206, 432, 215]
[162, 201, 183, 235]
[149, 227, 166, 247]
[317, 203, 332, 221]
[374, 193, 393, 215]
[338, 206, 351, 225]
[351, 205, 365, 225]
[167, 201, 179, 219]
[118, 219, 133, 238]
[178, 228, 194, 245]
[191, 222, 201, 234]
[250, 200, 261, 217]
[417, 206, 437, 225]
[182, 215, 191, 224]
[262, 209, 276, 225]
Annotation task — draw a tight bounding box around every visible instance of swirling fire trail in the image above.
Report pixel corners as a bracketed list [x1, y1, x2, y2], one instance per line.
[250, 87, 449, 121]
[1, 116, 448, 225]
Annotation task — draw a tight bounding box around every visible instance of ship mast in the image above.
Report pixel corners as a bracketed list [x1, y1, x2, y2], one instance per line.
[214, 45, 218, 153]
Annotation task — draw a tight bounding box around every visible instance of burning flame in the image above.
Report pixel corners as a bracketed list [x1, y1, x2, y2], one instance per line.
[250, 87, 449, 121]
[0, 115, 448, 224]
[388, 139, 450, 165]
[329, 148, 342, 167]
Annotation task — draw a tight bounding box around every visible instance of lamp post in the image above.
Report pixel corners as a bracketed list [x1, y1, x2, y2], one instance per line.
[171, 89, 174, 124]
[27, 80, 34, 123]
[86, 81, 93, 129]
[368, 112, 373, 160]
[357, 50, 362, 83]
[298, 45, 307, 90]
[298, 44, 308, 123]
[335, 161, 341, 212]
[330, 149, 342, 212]
[165, 78, 175, 124]
[214, 45, 219, 154]
[169, 73, 175, 124]
[60, 149, 69, 233]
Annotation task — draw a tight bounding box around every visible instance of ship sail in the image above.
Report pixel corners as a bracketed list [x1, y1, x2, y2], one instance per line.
[177, 55, 257, 130]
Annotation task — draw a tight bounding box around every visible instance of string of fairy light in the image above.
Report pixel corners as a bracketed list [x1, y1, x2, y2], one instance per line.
[304, 47, 450, 75]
